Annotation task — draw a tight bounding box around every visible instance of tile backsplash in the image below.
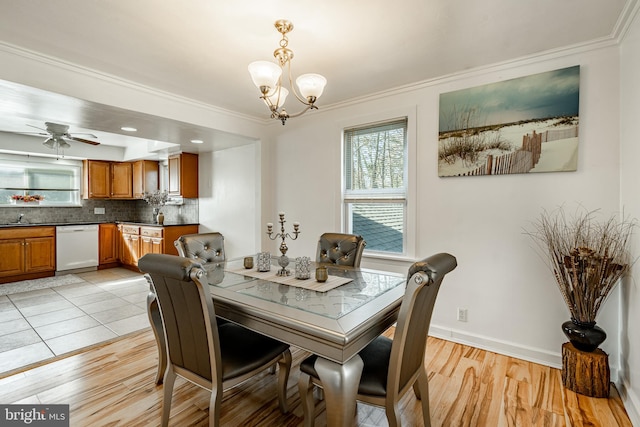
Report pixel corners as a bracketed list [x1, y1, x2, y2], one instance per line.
[0, 199, 199, 225]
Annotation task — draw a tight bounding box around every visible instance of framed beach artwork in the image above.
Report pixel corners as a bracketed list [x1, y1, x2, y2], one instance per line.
[438, 65, 580, 177]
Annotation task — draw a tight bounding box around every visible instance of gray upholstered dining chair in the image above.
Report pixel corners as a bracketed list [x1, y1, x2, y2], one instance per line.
[138, 253, 292, 427]
[174, 232, 225, 264]
[315, 232, 366, 267]
[298, 252, 457, 427]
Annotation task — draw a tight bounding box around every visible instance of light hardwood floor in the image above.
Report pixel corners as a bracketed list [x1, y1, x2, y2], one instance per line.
[0, 327, 632, 426]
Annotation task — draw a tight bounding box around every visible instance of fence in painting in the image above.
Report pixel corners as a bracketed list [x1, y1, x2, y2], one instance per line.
[458, 126, 578, 176]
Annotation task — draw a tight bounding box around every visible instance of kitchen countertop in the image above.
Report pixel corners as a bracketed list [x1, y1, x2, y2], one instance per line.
[0, 221, 199, 228]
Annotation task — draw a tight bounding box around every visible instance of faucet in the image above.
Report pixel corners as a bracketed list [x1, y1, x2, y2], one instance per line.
[16, 213, 24, 224]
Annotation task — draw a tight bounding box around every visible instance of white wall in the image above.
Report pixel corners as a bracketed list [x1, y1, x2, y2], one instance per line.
[619, 8, 640, 425]
[198, 142, 260, 259]
[263, 44, 625, 376]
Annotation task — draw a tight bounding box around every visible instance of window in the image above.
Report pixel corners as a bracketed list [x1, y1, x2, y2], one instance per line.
[0, 155, 82, 206]
[343, 118, 408, 255]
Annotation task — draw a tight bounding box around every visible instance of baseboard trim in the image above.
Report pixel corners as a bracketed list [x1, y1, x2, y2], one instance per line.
[617, 378, 640, 426]
[430, 324, 564, 370]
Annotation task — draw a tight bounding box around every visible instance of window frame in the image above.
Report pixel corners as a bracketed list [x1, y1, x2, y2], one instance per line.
[0, 153, 83, 207]
[340, 108, 417, 261]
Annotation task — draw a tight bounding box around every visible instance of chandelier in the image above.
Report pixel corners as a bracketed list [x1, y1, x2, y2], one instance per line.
[248, 20, 327, 125]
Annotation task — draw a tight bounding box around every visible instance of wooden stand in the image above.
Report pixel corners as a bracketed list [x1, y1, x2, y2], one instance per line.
[561, 342, 610, 398]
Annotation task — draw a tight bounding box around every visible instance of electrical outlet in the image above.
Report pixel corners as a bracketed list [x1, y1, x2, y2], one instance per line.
[94, 207, 105, 215]
[457, 307, 467, 322]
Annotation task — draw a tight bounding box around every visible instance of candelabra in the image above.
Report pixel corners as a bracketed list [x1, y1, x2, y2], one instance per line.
[267, 212, 300, 276]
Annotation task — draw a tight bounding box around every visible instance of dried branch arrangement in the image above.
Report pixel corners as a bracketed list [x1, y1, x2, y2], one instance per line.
[143, 190, 168, 209]
[526, 207, 636, 324]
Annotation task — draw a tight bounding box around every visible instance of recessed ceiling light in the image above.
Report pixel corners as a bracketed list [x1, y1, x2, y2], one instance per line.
[190, 139, 204, 144]
[121, 126, 137, 132]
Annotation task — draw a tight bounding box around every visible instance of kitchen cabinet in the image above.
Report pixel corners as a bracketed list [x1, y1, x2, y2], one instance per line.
[168, 153, 198, 198]
[110, 162, 133, 198]
[119, 224, 140, 268]
[83, 160, 138, 199]
[117, 223, 199, 270]
[83, 160, 111, 199]
[133, 160, 159, 199]
[0, 226, 56, 284]
[99, 223, 119, 267]
[140, 226, 163, 258]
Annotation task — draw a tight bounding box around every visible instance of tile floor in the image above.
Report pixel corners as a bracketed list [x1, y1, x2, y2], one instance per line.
[0, 267, 150, 376]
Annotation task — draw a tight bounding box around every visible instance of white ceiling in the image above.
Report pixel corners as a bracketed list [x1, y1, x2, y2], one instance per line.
[0, 0, 636, 156]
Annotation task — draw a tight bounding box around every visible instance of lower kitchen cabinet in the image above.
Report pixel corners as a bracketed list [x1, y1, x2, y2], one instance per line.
[0, 226, 56, 284]
[99, 223, 119, 268]
[119, 225, 141, 269]
[117, 223, 198, 270]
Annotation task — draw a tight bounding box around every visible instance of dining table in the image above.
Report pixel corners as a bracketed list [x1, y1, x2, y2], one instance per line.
[147, 256, 407, 427]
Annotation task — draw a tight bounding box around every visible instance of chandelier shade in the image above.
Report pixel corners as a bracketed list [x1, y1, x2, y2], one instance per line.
[248, 61, 282, 92]
[296, 74, 327, 100]
[265, 86, 289, 108]
[248, 20, 326, 125]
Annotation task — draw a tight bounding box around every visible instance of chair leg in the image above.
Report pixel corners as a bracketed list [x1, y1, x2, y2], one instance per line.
[417, 372, 431, 427]
[297, 372, 316, 427]
[161, 367, 176, 427]
[385, 402, 402, 427]
[277, 349, 292, 413]
[209, 382, 222, 427]
[413, 380, 421, 400]
[147, 292, 166, 385]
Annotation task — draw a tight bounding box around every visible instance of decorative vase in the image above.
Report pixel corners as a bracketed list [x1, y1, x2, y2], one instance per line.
[315, 266, 328, 282]
[152, 207, 159, 224]
[157, 212, 164, 225]
[562, 319, 607, 352]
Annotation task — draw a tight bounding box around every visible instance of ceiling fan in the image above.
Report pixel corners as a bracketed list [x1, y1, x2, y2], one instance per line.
[24, 121, 100, 149]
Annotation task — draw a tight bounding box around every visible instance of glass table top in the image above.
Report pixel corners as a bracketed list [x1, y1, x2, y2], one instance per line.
[202, 259, 405, 319]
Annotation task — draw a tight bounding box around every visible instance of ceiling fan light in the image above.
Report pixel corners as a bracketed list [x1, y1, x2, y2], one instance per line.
[43, 137, 55, 148]
[59, 140, 71, 149]
[265, 86, 289, 108]
[248, 61, 282, 92]
[296, 73, 327, 101]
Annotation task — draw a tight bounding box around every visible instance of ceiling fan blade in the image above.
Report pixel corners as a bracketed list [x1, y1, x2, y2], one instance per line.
[69, 132, 98, 138]
[26, 124, 47, 132]
[19, 131, 49, 136]
[68, 136, 100, 145]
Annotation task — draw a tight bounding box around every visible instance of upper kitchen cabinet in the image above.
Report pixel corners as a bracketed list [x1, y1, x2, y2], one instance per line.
[110, 162, 133, 199]
[133, 160, 159, 199]
[168, 153, 198, 198]
[83, 160, 110, 199]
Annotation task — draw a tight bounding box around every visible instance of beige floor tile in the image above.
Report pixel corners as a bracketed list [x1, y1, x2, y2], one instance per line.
[53, 282, 104, 298]
[26, 307, 86, 328]
[105, 313, 151, 336]
[34, 315, 101, 341]
[16, 300, 76, 318]
[90, 304, 145, 324]
[0, 342, 54, 374]
[64, 291, 115, 306]
[7, 288, 59, 302]
[76, 297, 128, 315]
[0, 329, 41, 353]
[0, 317, 32, 337]
[0, 307, 23, 323]
[45, 326, 117, 356]
[120, 291, 149, 305]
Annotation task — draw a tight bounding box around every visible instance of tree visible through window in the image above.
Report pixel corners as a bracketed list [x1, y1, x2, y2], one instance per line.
[344, 118, 407, 254]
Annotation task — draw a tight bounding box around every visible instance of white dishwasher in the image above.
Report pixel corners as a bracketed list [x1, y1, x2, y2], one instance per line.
[56, 224, 99, 272]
